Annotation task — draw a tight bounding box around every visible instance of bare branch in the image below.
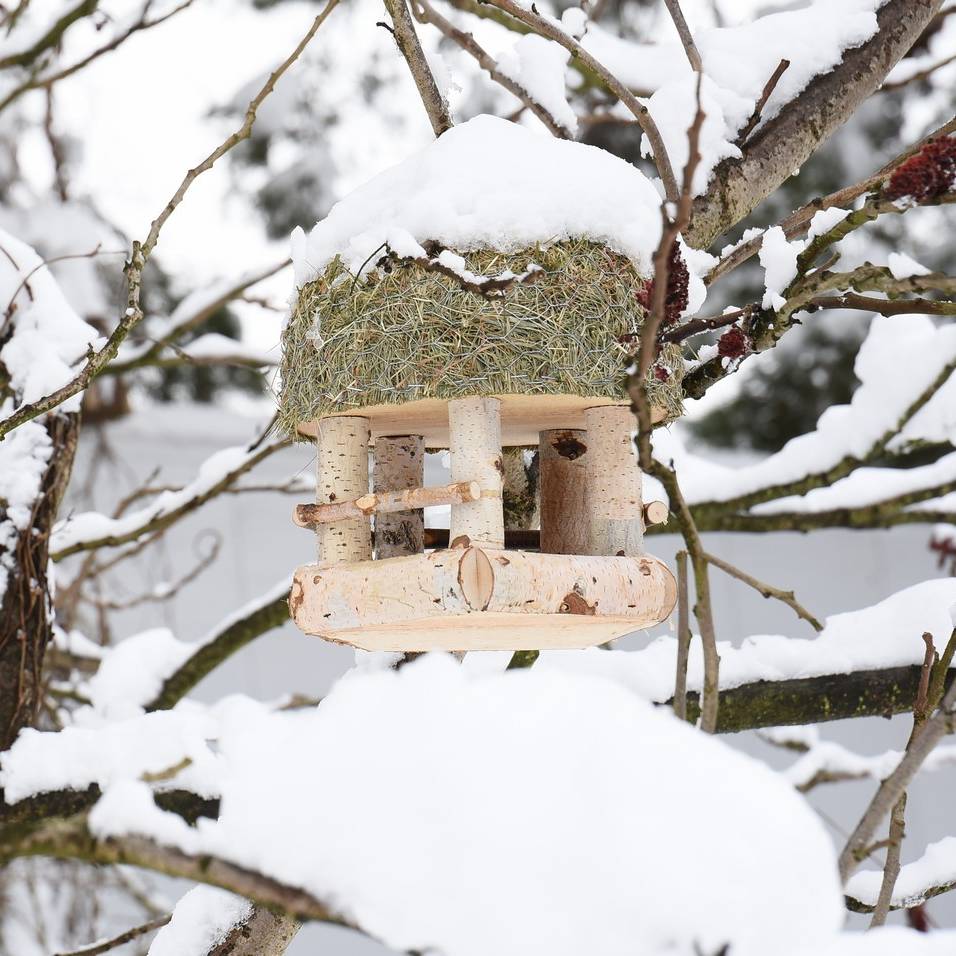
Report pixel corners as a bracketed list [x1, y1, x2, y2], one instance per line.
[382, 0, 453, 136]
[662, 0, 702, 72]
[673, 550, 691, 721]
[702, 550, 823, 632]
[735, 58, 789, 146]
[52, 915, 171, 956]
[412, 0, 572, 138]
[0, 1, 198, 114]
[839, 640, 956, 883]
[868, 793, 907, 927]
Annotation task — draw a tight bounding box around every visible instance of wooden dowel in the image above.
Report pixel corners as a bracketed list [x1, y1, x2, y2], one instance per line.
[295, 481, 480, 528]
[643, 500, 670, 526]
[374, 435, 425, 559]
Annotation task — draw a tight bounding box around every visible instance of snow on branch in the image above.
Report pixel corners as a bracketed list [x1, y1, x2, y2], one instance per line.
[846, 837, 956, 912]
[51, 436, 289, 560]
[659, 316, 956, 531]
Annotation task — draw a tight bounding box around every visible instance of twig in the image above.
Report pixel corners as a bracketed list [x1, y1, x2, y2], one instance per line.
[868, 793, 906, 928]
[881, 51, 956, 91]
[0, 0, 339, 440]
[382, 0, 453, 136]
[412, 0, 572, 138]
[839, 649, 956, 883]
[629, 74, 719, 732]
[807, 293, 956, 317]
[479, 0, 678, 201]
[52, 914, 171, 956]
[736, 58, 789, 145]
[869, 634, 936, 926]
[702, 550, 823, 632]
[662, 0, 702, 72]
[673, 550, 691, 720]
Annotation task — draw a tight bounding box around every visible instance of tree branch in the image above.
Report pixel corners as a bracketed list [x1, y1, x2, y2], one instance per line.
[686, 0, 944, 248]
[702, 550, 823, 631]
[146, 587, 290, 711]
[382, 0, 454, 136]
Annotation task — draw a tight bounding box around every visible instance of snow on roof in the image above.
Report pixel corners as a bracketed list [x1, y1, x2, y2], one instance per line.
[291, 114, 666, 288]
[2, 657, 846, 956]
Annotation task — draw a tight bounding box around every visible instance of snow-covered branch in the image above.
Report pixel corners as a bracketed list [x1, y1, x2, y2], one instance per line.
[51, 437, 288, 560]
[686, 0, 942, 246]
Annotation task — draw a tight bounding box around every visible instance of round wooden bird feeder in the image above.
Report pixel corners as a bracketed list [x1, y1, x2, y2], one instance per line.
[282, 122, 680, 652]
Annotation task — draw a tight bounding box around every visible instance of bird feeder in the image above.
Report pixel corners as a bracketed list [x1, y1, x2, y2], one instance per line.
[282, 121, 680, 652]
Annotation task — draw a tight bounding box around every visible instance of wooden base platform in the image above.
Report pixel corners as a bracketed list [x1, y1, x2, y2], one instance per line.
[296, 394, 665, 448]
[290, 547, 677, 651]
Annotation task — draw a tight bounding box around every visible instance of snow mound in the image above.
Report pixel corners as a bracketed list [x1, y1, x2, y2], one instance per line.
[7, 657, 844, 956]
[291, 114, 665, 287]
[148, 886, 251, 956]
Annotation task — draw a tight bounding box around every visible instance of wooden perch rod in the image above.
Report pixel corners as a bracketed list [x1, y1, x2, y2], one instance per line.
[294, 481, 480, 528]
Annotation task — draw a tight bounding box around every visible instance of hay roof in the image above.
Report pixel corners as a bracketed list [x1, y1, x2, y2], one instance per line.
[279, 239, 683, 438]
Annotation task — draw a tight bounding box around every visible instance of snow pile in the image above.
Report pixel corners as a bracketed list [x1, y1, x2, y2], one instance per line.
[847, 837, 956, 909]
[0, 708, 221, 804]
[148, 886, 252, 956]
[497, 35, 575, 135]
[758, 208, 849, 310]
[0, 228, 101, 599]
[85, 628, 194, 719]
[0, 228, 101, 408]
[3, 657, 845, 956]
[291, 114, 667, 287]
[888, 251, 931, 279]
[584, 0, 884, 193]
[800, 929, 956, 955]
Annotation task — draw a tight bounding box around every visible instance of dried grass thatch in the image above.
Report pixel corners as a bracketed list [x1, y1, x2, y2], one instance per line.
[279, 239, 683, 437]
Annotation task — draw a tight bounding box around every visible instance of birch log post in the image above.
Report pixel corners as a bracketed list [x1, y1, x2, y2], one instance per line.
[539, 428, 590, 554]
[583, 405, 644, 556]
[448, 397, 505, 549]
[315, 416, 371, 565]
[373, 435, 426, 558]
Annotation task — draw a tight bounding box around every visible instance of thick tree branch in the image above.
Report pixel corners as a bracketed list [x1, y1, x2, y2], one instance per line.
[146, 588, 290, 711]
[686, 0, 943, 248]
